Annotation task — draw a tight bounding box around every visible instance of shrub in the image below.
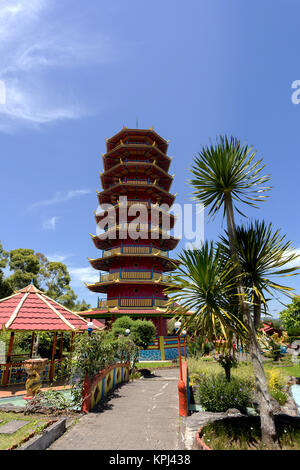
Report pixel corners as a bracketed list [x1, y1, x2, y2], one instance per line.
[196, 373, 254, 413]
[266, 368, 286, 391]
[269, 388, 288, 406]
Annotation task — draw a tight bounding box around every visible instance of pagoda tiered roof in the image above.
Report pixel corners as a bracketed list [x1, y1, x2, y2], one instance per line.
[97, 180, 176, 206]
[105, 128, 169, 154]
[101, 161, 173, 192]
[90, 230, 180, 251]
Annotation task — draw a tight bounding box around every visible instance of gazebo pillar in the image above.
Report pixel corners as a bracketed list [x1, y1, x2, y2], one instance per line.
[49, 332, 57, 382]
[30, 332, 35, 358]
[59, 332, 64, 360]
[70, 332, 75, 354]
[3, 332, 15, 386]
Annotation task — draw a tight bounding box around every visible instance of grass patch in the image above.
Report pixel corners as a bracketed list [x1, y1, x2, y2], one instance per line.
[0, 412, 50, 450]
[200, 416, 300, 450]
[136, 362, 175, 368]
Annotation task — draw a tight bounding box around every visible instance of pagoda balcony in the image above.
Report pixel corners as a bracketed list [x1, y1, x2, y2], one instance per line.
[99, 270, 172, 283]
[103, 144, 171, 172]
[88, 246, 179, 272]
[103, 245, 169, 258]
[95, 200, 176, 228]
[99, 223, 172, 239]
[101, 160, 173, 191]
[86, 271, 173, 293]
[97, 296, 172, 308]
[91, 231, 179, 251]
[97, 180, 176, 207]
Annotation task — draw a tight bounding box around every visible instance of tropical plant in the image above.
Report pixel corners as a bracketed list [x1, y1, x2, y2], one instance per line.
[219, 220, 299, 329]
[165, 242, 246, 342]
[189, 135, 280, 447]
[216, 353, 239, 382]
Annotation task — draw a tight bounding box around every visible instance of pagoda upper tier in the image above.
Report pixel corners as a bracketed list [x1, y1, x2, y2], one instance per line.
[86, 127, 179, 317]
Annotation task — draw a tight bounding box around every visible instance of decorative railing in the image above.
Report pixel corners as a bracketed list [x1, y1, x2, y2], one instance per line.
[81, 362, 130, 413]
[0, 358, 67, 386]
[98, 271, 172, 283]
[97, 297, 172, 308]
[101, 223, 171, 239]
[104, 178, 170, 194]
[102, 245, 169, 258]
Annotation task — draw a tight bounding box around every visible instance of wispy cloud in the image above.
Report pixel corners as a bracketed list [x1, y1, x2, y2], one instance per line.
[0, 0, 121, 132]
[28, 188, 91, 211]
[68, 266, 99, 286]
[45, 252, 74, 262]
[42, 215, 58, 230]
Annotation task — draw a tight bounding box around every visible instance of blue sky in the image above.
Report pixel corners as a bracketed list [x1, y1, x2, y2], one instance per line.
[0, 0, 299, 315]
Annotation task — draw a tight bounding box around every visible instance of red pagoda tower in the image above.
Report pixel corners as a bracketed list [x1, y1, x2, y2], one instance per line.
[83, 127, 181, 357]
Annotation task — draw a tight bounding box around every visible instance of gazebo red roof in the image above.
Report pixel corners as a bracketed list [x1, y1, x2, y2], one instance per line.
[0, 284, 105, 332]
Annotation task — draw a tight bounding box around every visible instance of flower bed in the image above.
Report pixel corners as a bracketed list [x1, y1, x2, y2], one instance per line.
[196, 415, 300, 450]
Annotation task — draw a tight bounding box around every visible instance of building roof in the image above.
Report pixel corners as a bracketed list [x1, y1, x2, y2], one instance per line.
[0, 284, 105, 332]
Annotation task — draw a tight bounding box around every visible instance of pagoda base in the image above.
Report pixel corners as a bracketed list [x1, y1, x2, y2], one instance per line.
[139, 335, 185, 362]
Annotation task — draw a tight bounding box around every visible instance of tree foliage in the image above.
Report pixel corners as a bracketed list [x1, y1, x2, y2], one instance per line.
[279, 296, 300, 332]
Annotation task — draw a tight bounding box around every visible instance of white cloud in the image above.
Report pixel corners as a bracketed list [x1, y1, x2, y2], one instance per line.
[68, 266, 99, 286]
[28, 188, 91, 211]
[42, 215, 58, 230]
[284, 248, 300, 269]
[45, 252, 74, 262]
[0, 0, 120, 131]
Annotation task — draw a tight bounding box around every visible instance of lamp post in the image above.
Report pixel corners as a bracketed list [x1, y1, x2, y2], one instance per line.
[125, 328, 130, 364]
[87, 321, 94, 337]
[182, 329, 187, 361]
[175, 320, 188, 417]
[175, 320, 182, 380]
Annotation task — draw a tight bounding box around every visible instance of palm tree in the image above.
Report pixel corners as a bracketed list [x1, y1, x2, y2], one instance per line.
[190, 135, 280, 448]
[219, 220, 299, 329]
[166, 242, 247, 346]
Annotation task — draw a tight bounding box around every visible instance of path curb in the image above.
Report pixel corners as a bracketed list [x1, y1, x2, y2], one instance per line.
[19, 418, 66, 450]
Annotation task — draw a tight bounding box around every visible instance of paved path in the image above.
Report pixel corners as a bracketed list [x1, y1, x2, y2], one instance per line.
[50, 368, 182, 450]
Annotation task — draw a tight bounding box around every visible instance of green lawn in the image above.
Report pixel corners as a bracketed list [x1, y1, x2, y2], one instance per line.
[188, 356, 300, 384]
[0, 412, 50, 450]
[136, 361, 175, 369]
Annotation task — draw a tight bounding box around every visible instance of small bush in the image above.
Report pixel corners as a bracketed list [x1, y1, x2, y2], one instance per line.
[269, 388, 288, 406]
[266, 368, 286, 391]
[196, 373, 254, 413]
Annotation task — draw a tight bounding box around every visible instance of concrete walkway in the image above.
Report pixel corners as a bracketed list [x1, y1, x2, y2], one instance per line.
[49, 368, 182, 450]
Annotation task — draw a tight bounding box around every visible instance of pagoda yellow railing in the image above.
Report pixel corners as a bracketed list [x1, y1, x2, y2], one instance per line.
[98, 271, 172, 283]
[97, 297, 171, 308]
[103, 246, 169, 258]
[101, 224, 170, 238]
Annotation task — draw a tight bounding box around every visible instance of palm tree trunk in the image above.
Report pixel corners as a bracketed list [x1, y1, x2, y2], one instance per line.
[253, 292, 261, 330]
[224, 193, 278, 449]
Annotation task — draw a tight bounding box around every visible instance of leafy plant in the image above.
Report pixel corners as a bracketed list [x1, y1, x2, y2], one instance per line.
[196, 373, 254, 413]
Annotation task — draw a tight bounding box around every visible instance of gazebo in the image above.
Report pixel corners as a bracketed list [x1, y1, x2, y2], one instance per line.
[0, 284, 104, 386]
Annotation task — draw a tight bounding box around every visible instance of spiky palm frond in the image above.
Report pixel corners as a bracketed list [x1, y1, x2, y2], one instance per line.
[190, 135, 271, 217]
[164, 242, 247, 341]
[219, 220, 300, 307]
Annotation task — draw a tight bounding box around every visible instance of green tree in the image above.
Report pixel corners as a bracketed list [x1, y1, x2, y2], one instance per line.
[110, 316, 156, 368]
[279, 296, 300, 334]
[0, 242, 12, 298]
[7, 248, 40, 290]
[190, 135, 279, 448]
